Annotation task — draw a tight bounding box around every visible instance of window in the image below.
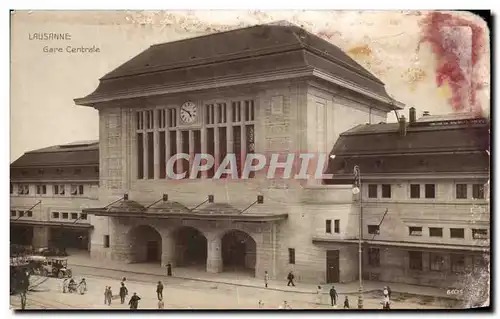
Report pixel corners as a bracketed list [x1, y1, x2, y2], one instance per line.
[410, 184, 420, 198]
[429, 227, 443, 237]
[334, 220, 340, 234]
[381, 184, 391, 198]
[70, 185, 83, 196]
[409, 226, 422, 236]
[52, 212, 60, 219]
[54, 184, 65, 195]
[10, 183, 13, 194]
[472, 184, 485, 199]
[62, 212, 69, 219]
[472, 229, 488, 239]
[71, 213, 78, 220]
[408, 251, 423, 270]
[10, 210, 16, 217]
[288, 248, 295, 264]
[18, 211, 24, 217]
[26, 211, 32, 217]
[104, 235, 110, 248]
[450, 228, 464, 239]
[425, 184, 435, 199]
[429, 253, 445, 271]
[368, 225, 380, 235]
[325, 220, 332, 234]
[450, 254, 465, 272]
[368, 248, 380, 267]
[456, 184, 467, 199]
[80, 213, 87, 220]
[147, 131, 154, 179]
[368, 184, 378, 198]
[137, 132, 144, 179]
[17, 184, 29, 195]
[36, 185, 47, 195]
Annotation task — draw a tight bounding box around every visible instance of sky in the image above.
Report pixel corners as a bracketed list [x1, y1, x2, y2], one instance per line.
[9, 10, 490, 163]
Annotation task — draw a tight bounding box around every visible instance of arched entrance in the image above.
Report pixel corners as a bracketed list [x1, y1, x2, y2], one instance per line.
[222, 230, 256, 275]
[128, 225, 162, 264]
[174, 226, 207, 268]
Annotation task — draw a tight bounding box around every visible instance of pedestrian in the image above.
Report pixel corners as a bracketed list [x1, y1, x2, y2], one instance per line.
[387, 286, 392, 299]
[129, 292, 141, 310]
[343, 296, 350, 309]
[316, 285, 323, 304]
[258, 300, 264, 308]
[107, 286, 113, 306]
[78, 278, 87, 295]
[329, 285, 338, 307]
[167, 263, 172, 277]
[279, 301, 292, 309]
[158, 297, 165, 309]
[156, 281, 164, 300]
[286, 271, 295, 287]
[119, 282, 128, 304]
[62, 278, 68, 293]
[264, 271, 269, 288]
[104, 286, 108, 305]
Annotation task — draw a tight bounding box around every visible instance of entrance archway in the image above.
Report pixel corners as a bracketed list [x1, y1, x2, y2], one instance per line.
[174, 226, 207, 268]
[10, 225, 33, 246]
[221, 230, 256, 275]
[128, 225, 162, 264]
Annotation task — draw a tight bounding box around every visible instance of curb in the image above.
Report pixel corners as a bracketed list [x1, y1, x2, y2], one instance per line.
[71, 263, 376, 295]
[69, 263, 460, 301]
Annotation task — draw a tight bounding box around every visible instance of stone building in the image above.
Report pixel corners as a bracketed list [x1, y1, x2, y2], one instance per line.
[323, 110, 490, 291]
[10, 141, 99, 251]
[74, 21, 405, 283]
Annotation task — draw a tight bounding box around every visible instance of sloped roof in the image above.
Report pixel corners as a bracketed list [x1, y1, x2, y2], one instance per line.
[324, 116, 490, 178]
[196, 203, 241, 215]
[76, 22, 394, 106]
[11, 141, 99, 167]
[107, 200, 145, 213]
[148, 201, 190, 213]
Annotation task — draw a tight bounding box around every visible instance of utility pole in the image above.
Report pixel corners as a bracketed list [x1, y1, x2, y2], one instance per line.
[352, 165, 363, 309]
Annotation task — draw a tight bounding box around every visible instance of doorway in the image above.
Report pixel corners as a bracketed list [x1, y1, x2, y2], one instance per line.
[326, 250, 340, 283]
[146, 241, 160, 262]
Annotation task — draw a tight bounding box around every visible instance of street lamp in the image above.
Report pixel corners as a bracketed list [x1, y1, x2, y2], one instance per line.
[352, 165, 363, 309]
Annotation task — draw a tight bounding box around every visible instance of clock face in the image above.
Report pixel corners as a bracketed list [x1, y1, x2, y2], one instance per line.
[180, 102, 197, 124]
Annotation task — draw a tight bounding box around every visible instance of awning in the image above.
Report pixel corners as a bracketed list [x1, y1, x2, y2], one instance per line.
[84, 207, 288, 223]
[10, 219, 94, 230]
[312, 237, 489, 252]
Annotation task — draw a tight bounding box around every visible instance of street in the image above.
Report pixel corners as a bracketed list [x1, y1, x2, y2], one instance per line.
[10, 265, 460, 310]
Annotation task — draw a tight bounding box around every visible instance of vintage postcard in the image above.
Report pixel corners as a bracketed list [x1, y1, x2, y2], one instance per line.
[9, 10, 491, 310]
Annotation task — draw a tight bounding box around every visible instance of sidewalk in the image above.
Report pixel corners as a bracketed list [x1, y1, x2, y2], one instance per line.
[67, 254, 455, 300]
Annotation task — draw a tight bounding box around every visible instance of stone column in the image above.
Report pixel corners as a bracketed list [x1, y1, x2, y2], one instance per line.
[32, 226, 49, 248]
[207, 235, 223, 273]
[161, 231, 176, 267]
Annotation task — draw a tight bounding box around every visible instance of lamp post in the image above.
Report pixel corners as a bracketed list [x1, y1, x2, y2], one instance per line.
[352, 165, 363, 309]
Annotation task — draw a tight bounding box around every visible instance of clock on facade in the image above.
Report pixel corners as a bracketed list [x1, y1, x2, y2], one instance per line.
[180, 101, 197, 124]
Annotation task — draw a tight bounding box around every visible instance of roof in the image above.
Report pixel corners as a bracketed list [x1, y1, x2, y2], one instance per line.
[324, 115, 490, 178]
[76, 22, 395, 106]
[11, 141, 99, 168]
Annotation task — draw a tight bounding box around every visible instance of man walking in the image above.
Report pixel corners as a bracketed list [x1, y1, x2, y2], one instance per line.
[129, 292, 141, 310]
[106, 286, 113, 306]
[286, 272, 295, 287]
[104, 286, 108, 305]
[329, 285, 338, 307]
[343, 296, 350, 309]
[156, 281, 164, 300]
[264, 271, 269, 288]
[119, 282, 128, 304]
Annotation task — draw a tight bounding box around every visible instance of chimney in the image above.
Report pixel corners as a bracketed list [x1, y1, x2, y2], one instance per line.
[409, 107, 416, 124]
[399, 115, 407, 136]
[422, 111, 430, 117]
